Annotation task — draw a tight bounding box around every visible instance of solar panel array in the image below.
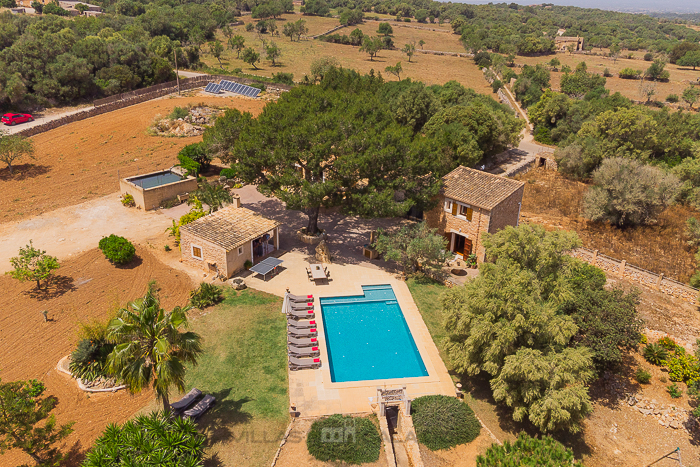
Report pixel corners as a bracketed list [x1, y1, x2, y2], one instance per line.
[204, 82, 222, 94]
[219, 80, 261, 98]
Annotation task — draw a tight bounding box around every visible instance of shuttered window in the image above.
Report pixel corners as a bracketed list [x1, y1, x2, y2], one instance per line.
[456, 203, 473, 221]
[451, 202, 458, 216]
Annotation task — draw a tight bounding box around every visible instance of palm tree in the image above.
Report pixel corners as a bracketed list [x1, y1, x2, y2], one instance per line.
[107, 282, 203, 411]
[188, 179, 233, 213]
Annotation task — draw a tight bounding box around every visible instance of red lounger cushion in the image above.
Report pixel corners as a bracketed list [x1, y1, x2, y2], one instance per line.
[307, 310, 313, 314]
[307, 295, 313, 298]
[311, 338, 317, 342]
[312, 347, 319, 351]
[309, 328, 317, 332]
[313, 358, 320, 363]
[309, 321, 316, 325]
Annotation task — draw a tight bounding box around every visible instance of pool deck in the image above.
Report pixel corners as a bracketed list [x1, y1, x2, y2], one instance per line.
[242, 250, 456, 417]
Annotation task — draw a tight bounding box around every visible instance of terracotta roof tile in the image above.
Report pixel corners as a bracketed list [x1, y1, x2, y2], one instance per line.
[442, 166, 524, 210]
[180, 206, 280, 251]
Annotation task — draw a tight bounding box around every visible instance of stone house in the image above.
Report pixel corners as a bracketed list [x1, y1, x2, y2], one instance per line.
[555, 36, 584, 52]
[425, 166, 525, 262]
[179, 202, 281, 279]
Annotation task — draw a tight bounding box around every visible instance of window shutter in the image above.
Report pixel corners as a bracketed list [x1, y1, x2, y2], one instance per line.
[466, 207, 473, 221]
[451, 202, 458, 216]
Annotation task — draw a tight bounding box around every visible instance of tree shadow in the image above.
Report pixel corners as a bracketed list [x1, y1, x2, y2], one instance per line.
[196, 388, 253, 446]
[115, 255, 143, 270]
[25, 275, 76, 301]
[61, 440, 86, 467]
[203, 452, 225, 467]
[0, 163, 50, 182]
[589, 354, 641, 410]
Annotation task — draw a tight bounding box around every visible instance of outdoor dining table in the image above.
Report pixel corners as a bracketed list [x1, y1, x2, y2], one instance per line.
[309, 263, 327, 282]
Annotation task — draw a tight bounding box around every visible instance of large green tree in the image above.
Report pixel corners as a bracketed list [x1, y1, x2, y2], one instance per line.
[443, 225, 595, 433]
[0, 378, 74, 466]
[227, 69, 442, 234]
[0, 133, 35, 175]
[107, 282, 203, 411]
[6, 240, 60, 290]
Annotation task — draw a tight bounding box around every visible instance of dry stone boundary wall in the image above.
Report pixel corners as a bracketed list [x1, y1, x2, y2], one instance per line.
[17, 75, 291, 139]
[569, 247, 698, 304]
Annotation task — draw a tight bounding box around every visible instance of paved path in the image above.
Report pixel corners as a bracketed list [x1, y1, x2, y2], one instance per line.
[3, 106, 92, 135]
[177, 70, 209, 78]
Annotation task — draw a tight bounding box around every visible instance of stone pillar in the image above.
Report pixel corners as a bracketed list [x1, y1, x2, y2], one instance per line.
[231, 194, 241, 209]
[591, 249, 598, 266]
[656, 273, 664, 290]
[619, 260, 626, 275]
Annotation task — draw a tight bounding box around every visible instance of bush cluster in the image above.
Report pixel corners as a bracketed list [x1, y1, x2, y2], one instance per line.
[477, 433, 583, 466]
[69, 338, 115, 382]
[635, 367, 652, 384]
[189, 282, 224, 309]
[644, 343, 668, 365]
[411, 395, 481, 451]
[306, 414, 381, 464]
[98, 235, 136, 265]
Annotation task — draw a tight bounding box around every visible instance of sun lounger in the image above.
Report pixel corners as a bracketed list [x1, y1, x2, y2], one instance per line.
[288, 308, 315, 319]
[288, 335, 319, 346]
[183, 394, 215, 420]
[287, 317, 316, 328]
[289, 355, 321, 370]
[288, 293, 314, 303]
[170, 388, 202, 414]
[291, 302, 314, 311]
[288, 325, 318, 336]
[288, 345, 320, 357]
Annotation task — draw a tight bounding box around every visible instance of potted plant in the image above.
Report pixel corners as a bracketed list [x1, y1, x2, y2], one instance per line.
[244, 259, 253, 270]
[466, 254, 477, 268]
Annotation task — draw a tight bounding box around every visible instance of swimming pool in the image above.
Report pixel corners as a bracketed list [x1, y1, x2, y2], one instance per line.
[320, 285, 428, 383]
[129, 171, 183, 189]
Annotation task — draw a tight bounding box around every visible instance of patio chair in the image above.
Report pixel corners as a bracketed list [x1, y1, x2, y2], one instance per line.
[170, 388, 202, 414]
[288, 345, 320, 357]
[183, 394, 215, 420]
[287, 317, 316, 329]
[288, 335, 319, 346]
[288, 308, 315, 319]
[288, 325, 318, 336]
[287, 293, 315, 303]
[290, 302, 314, 311]
[289, 355, 321, 370]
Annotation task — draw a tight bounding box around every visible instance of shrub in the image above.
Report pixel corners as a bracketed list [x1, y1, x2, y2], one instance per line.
[533, 126, 554, 145]
[618, 68, 642, 79]
[167, 202, 207, 247]
[411, 395, 481, 451]
[177, 153, 200, 177]
[169, 106, 189, 120]
[635, 367, 652, 384]
[644, 343, 669, 365]
[491, 79, 503, 93]
[667, 94, 680, 103]
[179, 142, 211, 171]
[244, 259, 253, 269]
[658, 336, 681, 352]
[220, 168, 237, 179]
[666, 353, 700, 384]
[272, 72, 294, 85]
[69, 338, 115, 382]
[121, 193, 135, 207]
[82, 411, 205, 466]
[692, 406, 700, 418]
[189, 282, 224, 309]
[644, 52, 654, 61]
[164, 245, 171, 252]
[98, 235, 136, 265]
[582, 158, 681, 227]
[477, 433, 583, 466]
[667, 383, 683, 398]
[306, 414, 381, 464]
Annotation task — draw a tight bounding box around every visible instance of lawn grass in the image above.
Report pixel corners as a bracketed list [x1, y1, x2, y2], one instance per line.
[406, 275, 449, 348]
[184, 288, 289, 467]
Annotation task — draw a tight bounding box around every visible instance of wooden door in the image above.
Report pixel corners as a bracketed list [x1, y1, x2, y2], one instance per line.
[443, 232, 453, 252]
[464, 238, 473, 256]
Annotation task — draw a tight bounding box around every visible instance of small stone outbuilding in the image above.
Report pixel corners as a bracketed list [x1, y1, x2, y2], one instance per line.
[180, 204, 281, 278]
[425, 166, 525, 262]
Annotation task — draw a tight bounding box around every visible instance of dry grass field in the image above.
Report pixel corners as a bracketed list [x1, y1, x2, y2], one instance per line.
[516, 168, 698, 283]
[515, 52, 700, 103]
[201, 14, 492, 93]
[0, 94, 266, 224]
[0, 247, 193, 467]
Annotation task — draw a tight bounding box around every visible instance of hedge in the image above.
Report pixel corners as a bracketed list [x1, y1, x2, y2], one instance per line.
[411, 395, 481, 451]
[307, 414, 381, 464]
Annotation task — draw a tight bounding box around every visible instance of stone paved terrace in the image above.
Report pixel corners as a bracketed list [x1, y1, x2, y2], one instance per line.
[231, 186, 456, 417]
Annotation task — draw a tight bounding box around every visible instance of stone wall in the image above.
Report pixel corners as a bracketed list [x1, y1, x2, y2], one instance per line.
[396, 404, 424, 467]
[425, 194, 491, 261]
[179, 231, 229, 278]
[487, 185, 524, 233]
[570, 247, 698, 304]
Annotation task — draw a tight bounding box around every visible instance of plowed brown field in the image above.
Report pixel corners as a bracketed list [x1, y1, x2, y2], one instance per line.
[0, 246, 194, 466]
[1, 94, 266, 224]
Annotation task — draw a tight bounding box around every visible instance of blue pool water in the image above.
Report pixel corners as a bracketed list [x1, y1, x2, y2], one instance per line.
[130, 171, 183, 189]
[320, 285, 428, 383]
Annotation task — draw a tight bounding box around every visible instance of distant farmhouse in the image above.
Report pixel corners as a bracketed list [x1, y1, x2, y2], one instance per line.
[14, 0, 103, 15]
[555, 36, 584, 52]
[425, 166, 525, 263]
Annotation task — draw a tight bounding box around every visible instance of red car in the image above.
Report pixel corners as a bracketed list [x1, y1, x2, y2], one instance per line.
[1, 113, 34, 126]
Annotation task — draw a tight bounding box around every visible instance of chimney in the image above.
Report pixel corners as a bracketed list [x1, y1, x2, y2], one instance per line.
[231, 194, 241, 209]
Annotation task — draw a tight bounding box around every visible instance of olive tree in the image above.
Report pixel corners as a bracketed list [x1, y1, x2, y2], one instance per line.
[0, 133, 35, 175]
[6, 240, 60, 290]
[582, 158, 680, 226]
